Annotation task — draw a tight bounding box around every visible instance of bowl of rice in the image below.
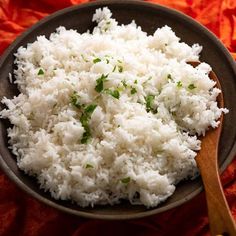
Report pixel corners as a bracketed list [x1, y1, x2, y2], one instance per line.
[0, 0, 236, 219]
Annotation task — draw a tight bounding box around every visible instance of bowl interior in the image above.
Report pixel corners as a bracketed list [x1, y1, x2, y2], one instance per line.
[0, 0, 236, 219]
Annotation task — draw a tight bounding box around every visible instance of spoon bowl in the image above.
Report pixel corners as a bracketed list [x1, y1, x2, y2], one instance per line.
[190, 61, 236, 235]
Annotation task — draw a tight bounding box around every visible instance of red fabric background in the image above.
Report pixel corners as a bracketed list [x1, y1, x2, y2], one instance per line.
[0, 0, 236, 235]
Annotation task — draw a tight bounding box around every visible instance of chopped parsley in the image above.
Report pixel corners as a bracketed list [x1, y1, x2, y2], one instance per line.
[105, 89, 120, 99]
[167, 74, 173, 81]
[70, 92, 97, 144]
[70, 91, 81, 108]
[106, 59, 109, 64]
[95, 74, 108, 93]
[37, 68, 44, 75]
[176, 81, 182, 88]
[145, 95, 157, 113]
[121, 80, 128, 88]
[130, 87, 137, 94]
[134, 79, 138, 84]
[80, 112, 89, 127]
[93, 58, 101, 63]
[121, 177, 131, 184]
[80, 113, 91, 144]
[80, 104, 97, 144]
[85, 164, 94, 169]
[84, 104, 97, 114]
[145, 94, 155, 112]
[81, 130, 91, 144]
[117, 59, 122, 63]
[112, 65, 117, 72]
[143, 76, 152, 85]
[188, 83, 196, 90]
[118, 65, 123, 73]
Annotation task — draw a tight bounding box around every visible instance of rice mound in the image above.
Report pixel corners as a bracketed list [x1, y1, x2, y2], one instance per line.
[0, 8, 228, 207]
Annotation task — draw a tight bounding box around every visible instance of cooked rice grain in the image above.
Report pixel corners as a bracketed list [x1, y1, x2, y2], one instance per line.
[0, 8, 228, 207]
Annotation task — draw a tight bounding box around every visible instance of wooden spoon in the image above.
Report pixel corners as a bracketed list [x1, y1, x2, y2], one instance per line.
[190, 61, 236, 236]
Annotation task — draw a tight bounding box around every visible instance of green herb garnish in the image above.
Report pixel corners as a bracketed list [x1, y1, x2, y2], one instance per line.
[81, 129, 91, 144]
[84, 104, 97, 114]
[106, 59, 109, 64]
[112, 65, 117, 72]
[105, 89, 120, 99]
[131, 87, 137, 94]
[145, 95, 155, 112]
[134, 79, 138, 84]
[167, 74, 173, 81]
[143, 76, 152, 85]
[70, 92, 97, 144]
[118, 65, 123, 73]
[80, 113, 89, 128]
[188, 83, 196, 90]
[80, 114, 90, 144]
[95, 74, 108, 93]
[38, 68, 44, 75]
[176, 81, 182, 88]
[93, 58, 101, 63]
[70, 91, 81, 108]
[79, 103, 97, 144]
[85, 164, 94, 169]
[121, 177, 131, 184]
[121, 80, 127, 88]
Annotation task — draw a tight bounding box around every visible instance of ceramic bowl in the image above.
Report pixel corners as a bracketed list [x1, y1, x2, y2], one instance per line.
[0, 0, 236, 219]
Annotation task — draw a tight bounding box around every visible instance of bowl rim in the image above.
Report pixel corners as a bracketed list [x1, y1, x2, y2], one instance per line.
[0, 0, 236, 220]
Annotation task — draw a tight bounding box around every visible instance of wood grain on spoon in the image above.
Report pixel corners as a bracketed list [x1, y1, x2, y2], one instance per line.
[190, 61, 236, 236]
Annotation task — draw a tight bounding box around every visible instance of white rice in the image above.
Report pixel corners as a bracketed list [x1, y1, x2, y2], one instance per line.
[0, 8, 228, 207]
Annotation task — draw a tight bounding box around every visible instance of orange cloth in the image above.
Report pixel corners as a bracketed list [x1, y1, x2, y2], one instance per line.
[0, 1, 236, 235]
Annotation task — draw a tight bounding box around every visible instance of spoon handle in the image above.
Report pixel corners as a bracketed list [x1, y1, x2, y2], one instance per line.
[197, 135, 236, 235]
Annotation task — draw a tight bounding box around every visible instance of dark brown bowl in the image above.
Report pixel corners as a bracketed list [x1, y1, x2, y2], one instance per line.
[0, 0, 236, 220]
